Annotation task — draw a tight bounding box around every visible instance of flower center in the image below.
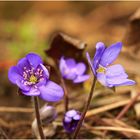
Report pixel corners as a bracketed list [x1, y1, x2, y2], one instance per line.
[22, 66, 45, 86]
[29, 75, 37, 84]
[96, 65, 106, 73]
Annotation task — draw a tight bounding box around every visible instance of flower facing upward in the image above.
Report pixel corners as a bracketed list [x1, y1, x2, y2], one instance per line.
[63, 109, 81, 133]
[86, 42, 135, 87]
[8, 53, 64, 102]
[59, 57, 89, 83]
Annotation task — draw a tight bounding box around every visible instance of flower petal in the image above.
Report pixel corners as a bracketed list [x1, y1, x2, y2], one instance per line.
[107, 77, 136, 87]
[65, 72, 77, 80]
[93, 42, 106, 73]
[105, 64, 134, 87]
[16, 79, 31, 91]
[97, 73, 108, 87]
[39, 81, 64, 102]
[21, 88, 40, 96]
[64, 116, 72, 123]
[66, 58, 76, 68]
[8, 66, 22, 84]
[26, 53, 43, 68]
[39, 64, 49, 79]
[73, 114, 81, 120]
[17, 57, 30, 73]
[59, 57, 76, 80]
[106, 64, 128, 78]
[73, 75, 89, 83]
[66, 110, 77, 117]
[36, 79, 47, 87]
[86, 52, 95, 75]
[59, 57, 67, 76]
[75, 63, 86, 75]
[100, 42, 122, 67]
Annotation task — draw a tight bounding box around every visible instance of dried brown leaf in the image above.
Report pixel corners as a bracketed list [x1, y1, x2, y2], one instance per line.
[45, 32, 87, 62]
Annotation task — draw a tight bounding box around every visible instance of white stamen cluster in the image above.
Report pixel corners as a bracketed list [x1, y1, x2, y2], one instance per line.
[34, 68, 43, 77]
[22, 66, 44, 86]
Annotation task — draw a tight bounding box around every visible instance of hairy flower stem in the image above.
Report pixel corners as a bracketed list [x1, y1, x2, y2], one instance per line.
[33, 96, 45, 139]
[73, 77, 96, 138]
[61, 77, 69, 112]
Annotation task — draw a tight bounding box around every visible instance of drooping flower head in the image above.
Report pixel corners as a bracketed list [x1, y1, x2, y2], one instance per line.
[59, 57, 89, 83]
[8, 53, 64, 102]
[39, 105, 57, 124]
[32, 105, 57, 138]
[63, 109, 81, 133]
[86, 42, 135, 87]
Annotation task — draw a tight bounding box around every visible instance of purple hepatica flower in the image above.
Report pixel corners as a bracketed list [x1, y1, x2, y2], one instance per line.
[8, 53, 64, 102]
[63, 109, 81, 133]
[59, 57, 89, 83]
[86, 42, 136, 87]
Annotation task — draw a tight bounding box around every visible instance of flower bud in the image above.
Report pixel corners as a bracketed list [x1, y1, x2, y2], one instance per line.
[40, 105, 57, 124]
[63, 109, 81, 133]
[32, 105, 57, 138]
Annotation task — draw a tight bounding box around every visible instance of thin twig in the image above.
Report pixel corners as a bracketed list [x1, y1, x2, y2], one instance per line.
[0, 118, 31, 128]
[116, 92, 140, 119]
[86, 98, 138, 117]
[33, 96, 45, 139]
[0, 107, 33, 113]
[1, 96, 140, 115]
[84, 124, 140, 134]
[73, 77, 96, 138]
[103, 92, 140, 137]
[101, 118, 140, 138]
[0, 127, 8, 139]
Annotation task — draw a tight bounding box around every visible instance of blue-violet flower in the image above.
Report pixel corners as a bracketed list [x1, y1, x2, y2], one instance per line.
[63, 109, 81, 133]
[8, 53, 64, 102]
[59, 56, 89, 83]
[86, 42, 135, 87]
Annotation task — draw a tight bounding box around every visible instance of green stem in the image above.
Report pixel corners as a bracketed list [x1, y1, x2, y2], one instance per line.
[33, 96, 45, 139]
[73, 77, 96, 138]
